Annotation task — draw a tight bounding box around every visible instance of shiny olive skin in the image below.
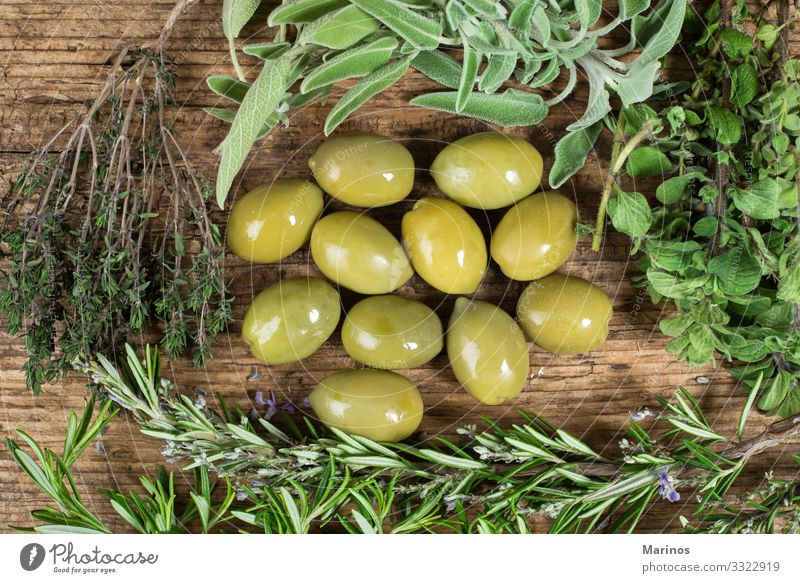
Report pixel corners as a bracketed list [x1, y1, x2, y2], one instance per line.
[308, 133, 415, 207]
[242, 277, 340, 365]
[342, 295, 443, 369]
[430, 132, 543, 209]
[491, 191, 578, 281]
[447, 298, 529, 405]
[401, 197, 487, 294]
[516, 274, 613, 354]
[310, 211, 413, 294]
[309, 369, 423, 442]
[227, 179, 323, 263]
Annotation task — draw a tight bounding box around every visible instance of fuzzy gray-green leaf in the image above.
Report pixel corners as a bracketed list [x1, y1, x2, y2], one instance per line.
[268, 0, 349, 25]
[324, 57, 412, 135]
[301, 37, 398, 94]
[351, 0, 443, 50]
[479, 54, 517, 93]
[215, 56, 292, 208]
[222, 0, 262, 40]
[299, 5, 381, 49]
[409, 89, 548, 127]
[549, 122, 603, 188]
[411, 50, 462, 88]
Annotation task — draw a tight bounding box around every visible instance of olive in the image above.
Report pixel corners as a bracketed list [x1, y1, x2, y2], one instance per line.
[342, 295, 443, 369]
[491, 191, 578, 281]
[242, 277, 340, 365]
[227, 179, 323, 263]
[516, 274, 613, 354]
[308, 133, 415, 207]
[310, 211, 413, 294]
[401, 197, 487, 294]
[447, 298, 529, 405]
[309, 369, 423, 442]
[430, 132, 543, 209]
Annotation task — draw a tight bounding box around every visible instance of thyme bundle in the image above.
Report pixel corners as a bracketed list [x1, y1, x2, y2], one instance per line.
[209, 0, 688, 206]
[588, 0, 800, 419]
[8, 345, 800, 534]
[0, 0, 232, 393]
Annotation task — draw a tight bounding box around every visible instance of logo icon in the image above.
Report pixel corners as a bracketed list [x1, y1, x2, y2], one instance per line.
[20, 543, 46, 571]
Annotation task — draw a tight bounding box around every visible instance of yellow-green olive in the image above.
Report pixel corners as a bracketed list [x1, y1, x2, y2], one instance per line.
[342, 295, 443, 369]
[307, 133, 415, 207]
[227, 179, 323, 263]
[309, 369, 423, 442]
[310, 211, 413, 294]
[516, 274, 613, 354]
[242, 277, 340, 365]
[491, 191, 578, 281]
[430, 132, 543, 209]
[447, 298, 529, 405]
[401, 197, 487, 294]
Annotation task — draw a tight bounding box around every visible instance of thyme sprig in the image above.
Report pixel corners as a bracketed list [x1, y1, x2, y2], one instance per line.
[10, 343, 798, 534]
[0, 0, 232, 393]
[210, 0, 688, 206]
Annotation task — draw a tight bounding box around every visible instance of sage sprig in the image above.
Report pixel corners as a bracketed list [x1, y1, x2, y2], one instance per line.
[209, 0, 688, 207]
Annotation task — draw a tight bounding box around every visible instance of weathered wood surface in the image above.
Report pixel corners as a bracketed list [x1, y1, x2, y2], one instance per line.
[1, 0, 799, 533]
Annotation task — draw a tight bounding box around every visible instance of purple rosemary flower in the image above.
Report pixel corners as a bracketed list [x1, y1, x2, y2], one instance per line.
[657, 467, 680, 503]
[254, 390, 278, 418]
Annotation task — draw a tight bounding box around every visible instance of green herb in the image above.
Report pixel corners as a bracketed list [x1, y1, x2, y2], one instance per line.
[210, 0, 688, 207]
[10, 344, 797, 534]
[594, 1, 800, 418]
[0, 0, 232, 394]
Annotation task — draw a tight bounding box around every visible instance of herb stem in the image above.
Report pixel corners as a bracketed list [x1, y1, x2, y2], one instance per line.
[228, 36, 246, 82]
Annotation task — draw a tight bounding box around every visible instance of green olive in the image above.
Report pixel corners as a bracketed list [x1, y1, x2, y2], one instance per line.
[227, 179, 323, 263]
[430, 132, 543, 209]
[309, 369, 423, 442]
[447, 298, 529, 405]
[342, 295, 443, 369]
[310, 211, 413, 294]
[308, 133, 415, 207]
[516, 274, 613, 354]
[242, 277, 340, 365]
[491, 191, 578, 281]
[401, 197, 487, 294]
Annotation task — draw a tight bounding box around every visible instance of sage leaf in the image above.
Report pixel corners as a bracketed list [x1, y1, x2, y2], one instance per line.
[619, 0, 651, 20]
[575, 0, 602, 29]
[708, 246, 763, 296]
[549, 121, 603, 189]
[479, 54, 517, 93]
[301, 37, 398, 94]
[731, 178, 783, 220]
[607, 189, 653, 237]
[204, 108, 277, 141]
[299, 6, 381, 50]
[508, 0, 535, 35]
[207, 75, 250, 104]
[242, 42, 290, 60]
[215, 56, 292, 208]
[636, 0, 684, 65]
[351, 0, 443, 50]
[626, 146, 673, 177]
[530, 4, 551, 43]
[409, 88, 548, 127]
[222, 0, 262, 41]
[457, 39, 480, 112]
[268, 0, 348, 25]
[616, 60, 661, 106]
[463, 0, 507, 19]
[411, 50, 462, 88]
[324, 56, 412, 135]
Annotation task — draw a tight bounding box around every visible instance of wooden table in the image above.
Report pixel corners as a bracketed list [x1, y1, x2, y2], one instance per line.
[1, 0, 798, 533]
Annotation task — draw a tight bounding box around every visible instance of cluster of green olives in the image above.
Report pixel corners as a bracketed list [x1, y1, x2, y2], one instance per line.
[229, 132, 613, 442]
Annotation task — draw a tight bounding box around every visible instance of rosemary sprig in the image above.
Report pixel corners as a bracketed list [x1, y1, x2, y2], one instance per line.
[210, 0, 688, 206]
[0, 0, 232, 393]
[10, 343, 795, 534]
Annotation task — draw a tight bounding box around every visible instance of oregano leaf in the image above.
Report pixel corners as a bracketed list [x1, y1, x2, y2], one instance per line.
[549, 122, 603, 188]
[626, 146, 673, 177]
[607, 189, 653, 237]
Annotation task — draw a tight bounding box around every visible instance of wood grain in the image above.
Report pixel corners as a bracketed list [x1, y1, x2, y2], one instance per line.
[1, 0, 798, 533]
